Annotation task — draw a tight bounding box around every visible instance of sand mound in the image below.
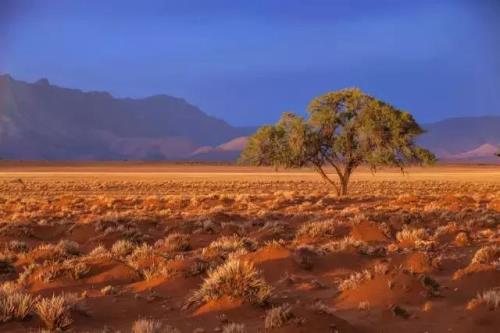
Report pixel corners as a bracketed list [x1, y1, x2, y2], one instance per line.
[404, 252, 435, 273]
[335, 271, 432, 309]
[350, 221, 389, 243]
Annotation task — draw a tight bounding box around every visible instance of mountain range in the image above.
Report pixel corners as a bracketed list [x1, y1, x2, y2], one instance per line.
[0, 74, 498, 162]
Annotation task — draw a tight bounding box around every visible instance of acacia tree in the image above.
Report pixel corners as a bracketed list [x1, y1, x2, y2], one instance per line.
[240, 88, 435, 196]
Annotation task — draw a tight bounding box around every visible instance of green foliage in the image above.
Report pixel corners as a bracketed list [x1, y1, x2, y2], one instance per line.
[239, 88, 436, 195]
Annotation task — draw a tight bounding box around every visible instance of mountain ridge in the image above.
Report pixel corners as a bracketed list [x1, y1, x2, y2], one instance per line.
[0, 74, 498, 162]
[0, 74, 253, 160]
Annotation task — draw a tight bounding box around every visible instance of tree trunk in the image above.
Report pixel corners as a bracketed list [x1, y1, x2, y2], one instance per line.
[340, 175, 348, 196]
[339, 170, 351, 196]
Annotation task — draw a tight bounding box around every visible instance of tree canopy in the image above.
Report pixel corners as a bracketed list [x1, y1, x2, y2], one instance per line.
[240, 88, 436, 196]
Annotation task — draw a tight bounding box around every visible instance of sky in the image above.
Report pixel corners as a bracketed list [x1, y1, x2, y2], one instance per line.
[1, 0, 499, 126]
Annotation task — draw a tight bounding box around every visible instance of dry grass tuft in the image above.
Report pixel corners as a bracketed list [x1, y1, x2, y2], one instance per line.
[467, 289, 500, 310]
[338, 270, 373, 291]
[35, 293, 78, 331]
[202, 236, 257, 260]
[111, 239, 137, 257]
[0, 288, 37, 322]
[296, 220, 336, 239]
[156, 233, 191, 252]
[264, 303, 294, 330]
[189, 258, 271, 305]
[471, 245, 499, 265]
[222, 322, 247, 333]
[131, 319, 180, 333]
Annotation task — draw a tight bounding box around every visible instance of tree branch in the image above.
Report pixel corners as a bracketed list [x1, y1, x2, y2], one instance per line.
[313, 163, 340, 196]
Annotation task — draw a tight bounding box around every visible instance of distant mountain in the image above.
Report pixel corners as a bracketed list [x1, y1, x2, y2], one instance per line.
[0, 74, 252, 160]
[418, 116, 500, 163]
[190, 136, 248, 161]
[0, 74, 498, 162]
[196, 116, 500, 163]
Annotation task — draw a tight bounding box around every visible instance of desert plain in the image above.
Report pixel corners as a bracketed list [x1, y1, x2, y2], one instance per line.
[0, 162, 499, 332]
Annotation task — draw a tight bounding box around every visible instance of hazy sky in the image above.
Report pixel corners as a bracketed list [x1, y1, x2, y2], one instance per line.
[1, 0, 499, 126]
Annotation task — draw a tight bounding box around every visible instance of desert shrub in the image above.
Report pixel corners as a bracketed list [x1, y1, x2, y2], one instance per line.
[131, 319, 180, 333]
[7, 240, 28, 253]
[471, 245, 499, 265]
[358, 301, 371, 310]
[37, 260, 91, 283]
[126, 244, 156, 269]
[296, 220, 336, 239]
[35, 293, 78, 331]
[88, 244, 109, 258]
[33, 240, 80, 262]
[189, 259, 271, 305]
[373, 263, 390, 275]
[338, 270, 373, 291]
[396, 228, 434, 250]
[222, 323, 246, 333]
[68, 261, 91, 280]
[155, 233, 190, 252]
[474, 289, 500, 310]
[100, 285, 117, 296]
[140, 262, 172, 281]
[202, 236, 257, 260]
[17, 263, 38, 285]
[258, 221, 286, 236]
[0, 289, 37, 322]
[396, 228, 428, 244]
[264, 303, 294, 330]
[56, 240, 80, 256]
[309, 301, 335, 315]
[111, 239, 136, 257]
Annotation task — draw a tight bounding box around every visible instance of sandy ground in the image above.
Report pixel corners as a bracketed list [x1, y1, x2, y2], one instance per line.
[0, 162, 499, 182]
[0, 163, 498, 332]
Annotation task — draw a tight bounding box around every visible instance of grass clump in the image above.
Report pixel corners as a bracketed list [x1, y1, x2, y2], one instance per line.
[35, 293, 78, 331]
[264, 303, 294, 330]
[155, 233, 191, 252]
[111, 239, 136, 257]
[338, 270, 373, 291]
[467, 289, 500, 310]
[189, 258, 271, 305]
[0, 287, 37, 322]
[222, 323, 247, 333]
[296, 220, 336, 239]
[131, 319, 180, 333]
[471, 245, 499, 265]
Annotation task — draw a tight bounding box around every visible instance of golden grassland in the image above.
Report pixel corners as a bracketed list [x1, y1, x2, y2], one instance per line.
[0, 163, 498, 332]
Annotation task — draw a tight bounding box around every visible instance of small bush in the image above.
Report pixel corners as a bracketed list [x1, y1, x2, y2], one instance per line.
[309, 301, 335, 315]
[35, 293, 78, 331]
[471, 245, 499, 265]
[0, 289, 37, 322]
[111, 239, 136, 257]
[396, 228, 428, 244]
[338, 270, 373, 291]
[296, 220, 336, 239]
[264, 303, 294, 330]
[156, 233, 190, 252]
[131, 319, 180, 333]
[7, 240, 28, 253]
[202, 236, 257, 260]
[468, 289, 500, 310]
[189, 259, 271, 305]
[222, 323, 247, 333]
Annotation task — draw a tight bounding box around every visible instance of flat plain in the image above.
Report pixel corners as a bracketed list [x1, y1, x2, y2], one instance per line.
[0, 163, 499, 332]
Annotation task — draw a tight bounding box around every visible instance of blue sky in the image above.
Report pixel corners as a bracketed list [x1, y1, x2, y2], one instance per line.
[1, 0, 499, 126]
